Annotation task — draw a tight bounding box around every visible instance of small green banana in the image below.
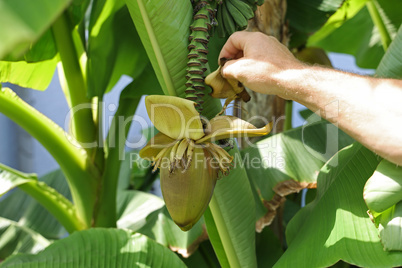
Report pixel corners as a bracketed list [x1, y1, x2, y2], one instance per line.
[226, 0, 248, 30]
[230, 0, 255, 20]
[222, 2, 236, 35]
[216, 3, 226, 38]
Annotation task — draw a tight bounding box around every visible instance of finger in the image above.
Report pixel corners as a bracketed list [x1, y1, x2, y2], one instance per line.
[220, 59, 242, 80]
[218, 32, 253, 63]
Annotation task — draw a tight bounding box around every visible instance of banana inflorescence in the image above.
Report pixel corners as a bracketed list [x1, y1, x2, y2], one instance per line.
[186, 0, 264, 112]
[185, 1, 215, 112]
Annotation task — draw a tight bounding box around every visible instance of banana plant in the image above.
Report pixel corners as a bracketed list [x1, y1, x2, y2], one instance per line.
[1, 0, 402, 267]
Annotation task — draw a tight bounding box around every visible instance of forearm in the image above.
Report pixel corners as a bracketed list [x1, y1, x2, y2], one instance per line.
[275, 65, 402, 165]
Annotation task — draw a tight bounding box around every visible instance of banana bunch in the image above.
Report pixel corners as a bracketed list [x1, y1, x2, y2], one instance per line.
[185, 2, 214, 112]
[216, 0, 264, 38]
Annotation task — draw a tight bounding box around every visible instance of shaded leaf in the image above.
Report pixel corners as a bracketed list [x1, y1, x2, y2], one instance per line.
[286, 0, 344, 47]
[0, 228, 186, 267]
[308, 0, 369, 47]
[87, 0, 149, 97]
[275, 143, 402, 267]
[0, 217, 50, 261]
[308, 0, 402, 68]
[0, 0, 71, 59]
[0, 170, 71, 240]
[116, 190, 207, 258]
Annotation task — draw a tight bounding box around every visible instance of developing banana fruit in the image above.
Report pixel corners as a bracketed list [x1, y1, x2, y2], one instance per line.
[216, 0, 262, 37]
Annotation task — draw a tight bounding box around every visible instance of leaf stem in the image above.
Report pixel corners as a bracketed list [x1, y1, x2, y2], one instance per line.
[209, 195, 241, 268]
[0, 87, 97, 228]
[366, 0, 392, 51]
[52, 12, 96, 150]
[0, 163, 81, 233]
[18, 180, 84, 233]
[284, 100, 293, 131]
[93, 84, 139, 227]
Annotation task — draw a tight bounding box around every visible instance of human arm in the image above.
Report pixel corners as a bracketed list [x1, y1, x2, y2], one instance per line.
[220, 32, 402, 165]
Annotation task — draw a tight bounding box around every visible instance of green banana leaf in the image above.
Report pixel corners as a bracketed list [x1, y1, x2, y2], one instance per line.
[275, 143, 402, 267]
[87, 0, 149, 97]
[242, 118, 354, 229]
[364, 160, 402, 251]
[0, 56, 58, 91]
[0, 228, 186, 267]
[125, 0, 192, 97]
[377, 25, 402, 78]
[0, 164, 37, 196]
[0, 0, 71, 60]
[0, 169, 72, 240]
[0, 217, 50, 261]
[286, 0, 344, 47]
[117, 190, 207, 257]
[308, 0, 402, 68]
[0, 164, 77, 235]
[126, 1, 258, 267]
[360, 24, 402, 251]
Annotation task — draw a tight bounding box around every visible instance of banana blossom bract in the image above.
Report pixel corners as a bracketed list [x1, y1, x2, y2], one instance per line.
[140, 95, 272, 231]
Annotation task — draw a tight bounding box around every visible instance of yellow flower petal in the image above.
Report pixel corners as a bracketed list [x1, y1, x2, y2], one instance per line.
[197, 115, 273, 143]
[139, 132, 176, 160]
[145, 95, 205, 140]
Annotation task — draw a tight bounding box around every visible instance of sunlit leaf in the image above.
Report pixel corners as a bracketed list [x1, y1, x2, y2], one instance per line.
[0, 0, 71, 60]
[0, 56, 58, 91]
[0, 229, 186, 267]
[0, 170, 71, 240]
[276, 143, 402, 267]
[377, 25, 402, 79]
[0, 217, 50, 261]
[242, 118, 354, 230]
[364, 160, 402, 251]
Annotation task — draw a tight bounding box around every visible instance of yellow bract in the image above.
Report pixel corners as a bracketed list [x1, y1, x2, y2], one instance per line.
[145, 95, 205, 140]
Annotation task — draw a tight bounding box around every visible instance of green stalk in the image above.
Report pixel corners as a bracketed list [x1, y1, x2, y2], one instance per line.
[284, 100, 293, 131]
[93, 88, 139, 227]
[366, 0, 392, 51]
[19, 182, 84, 233]
[52, 12, 96, 150]
[0, 163, 84, 233]
[0, 88, 97, 228]
[209, 195, 241, 268]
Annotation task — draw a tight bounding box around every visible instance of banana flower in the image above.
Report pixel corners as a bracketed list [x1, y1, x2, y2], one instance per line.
[140, 95, 272, 231]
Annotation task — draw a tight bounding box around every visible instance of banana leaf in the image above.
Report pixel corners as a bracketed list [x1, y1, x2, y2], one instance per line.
[0, 229, 186, 267]
[275, 143, 402, 267]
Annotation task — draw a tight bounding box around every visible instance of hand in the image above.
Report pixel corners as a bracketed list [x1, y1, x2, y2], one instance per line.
[219, 32, 304, 97]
